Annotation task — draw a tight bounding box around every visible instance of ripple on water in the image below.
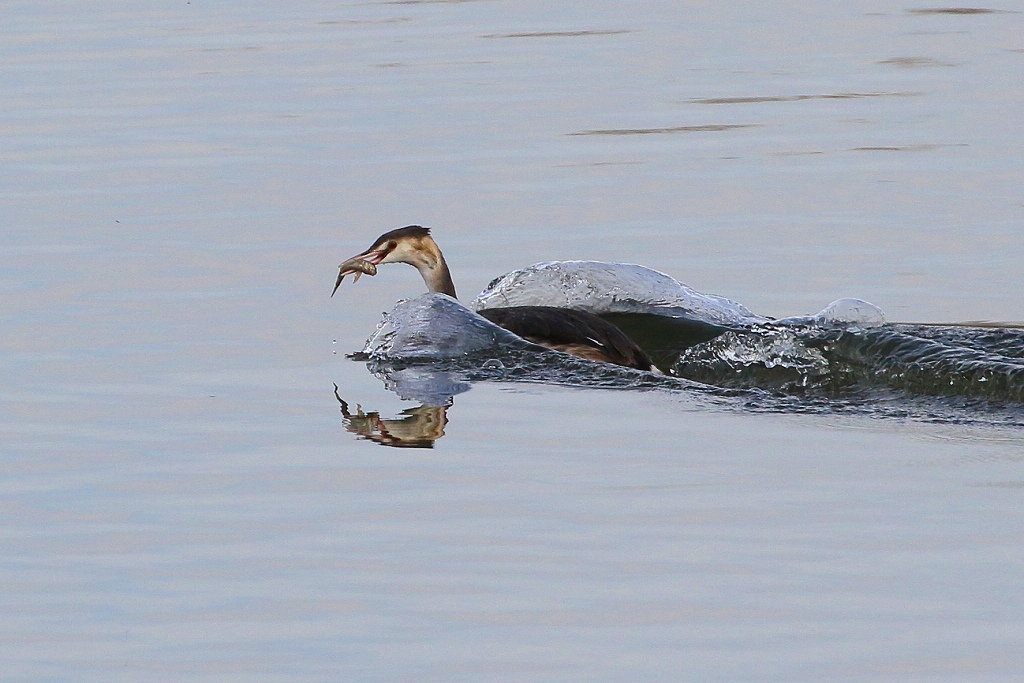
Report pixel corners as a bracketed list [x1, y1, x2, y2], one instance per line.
[568, 124, 759, 136]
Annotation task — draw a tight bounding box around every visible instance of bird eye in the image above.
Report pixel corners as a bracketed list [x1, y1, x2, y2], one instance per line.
[386, 241, 397, 251]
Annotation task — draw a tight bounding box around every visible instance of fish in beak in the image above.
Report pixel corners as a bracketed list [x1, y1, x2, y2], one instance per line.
[332, 248, 386, 296]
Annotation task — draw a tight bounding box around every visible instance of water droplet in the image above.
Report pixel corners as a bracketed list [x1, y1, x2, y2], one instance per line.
[482, 359, 504, 370]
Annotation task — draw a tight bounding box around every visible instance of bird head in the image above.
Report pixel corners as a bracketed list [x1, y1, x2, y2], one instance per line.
[333, 225, 440, 296]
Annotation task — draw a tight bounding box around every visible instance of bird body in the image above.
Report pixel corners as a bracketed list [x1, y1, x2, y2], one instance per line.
[334, 226, 656, 372]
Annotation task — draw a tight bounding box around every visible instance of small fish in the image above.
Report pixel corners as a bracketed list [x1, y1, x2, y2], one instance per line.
[341, 257, 377, 280]
[332, 257, 377, 296]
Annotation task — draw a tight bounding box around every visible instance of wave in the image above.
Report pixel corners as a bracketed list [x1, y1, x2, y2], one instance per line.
[815, 324, 1024, 402]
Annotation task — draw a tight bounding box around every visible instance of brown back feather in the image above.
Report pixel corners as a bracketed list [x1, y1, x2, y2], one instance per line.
[478, 306, 654, 371]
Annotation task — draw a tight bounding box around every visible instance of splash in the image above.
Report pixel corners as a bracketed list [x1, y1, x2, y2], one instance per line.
[673, 326, 832, 392]
[775, 297, 886, 328]
[475, 261, 885, 330]
[474, 261, 766, 326]
[346, 260, 1024, 410]
[362, 293, 527, 359]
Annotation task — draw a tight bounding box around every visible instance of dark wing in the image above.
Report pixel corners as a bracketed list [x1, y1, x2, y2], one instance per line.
[478, 306, 655, 371]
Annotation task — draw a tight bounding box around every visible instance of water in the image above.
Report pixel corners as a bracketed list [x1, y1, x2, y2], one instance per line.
[3, 1, 1024, 680]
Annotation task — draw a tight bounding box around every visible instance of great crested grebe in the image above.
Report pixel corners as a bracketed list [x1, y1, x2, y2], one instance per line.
[333, 226, 656, 371]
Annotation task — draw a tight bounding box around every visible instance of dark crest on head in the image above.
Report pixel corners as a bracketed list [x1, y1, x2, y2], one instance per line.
[370, 225, 431, 249]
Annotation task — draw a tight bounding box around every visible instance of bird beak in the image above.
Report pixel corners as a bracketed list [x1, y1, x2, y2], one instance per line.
[332, 247, 387, 297]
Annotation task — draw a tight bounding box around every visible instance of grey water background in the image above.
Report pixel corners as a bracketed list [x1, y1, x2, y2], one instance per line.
[3, 1, 1024, 681]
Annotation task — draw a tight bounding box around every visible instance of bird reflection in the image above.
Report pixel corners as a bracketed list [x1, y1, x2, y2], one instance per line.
[334, 384, 449, 448]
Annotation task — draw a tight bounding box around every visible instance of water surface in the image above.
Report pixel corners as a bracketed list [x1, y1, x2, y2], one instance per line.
[3, 1, 1024, 681]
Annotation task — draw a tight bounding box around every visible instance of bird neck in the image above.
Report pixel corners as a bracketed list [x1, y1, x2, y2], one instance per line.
[414, 241, 457, 298]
